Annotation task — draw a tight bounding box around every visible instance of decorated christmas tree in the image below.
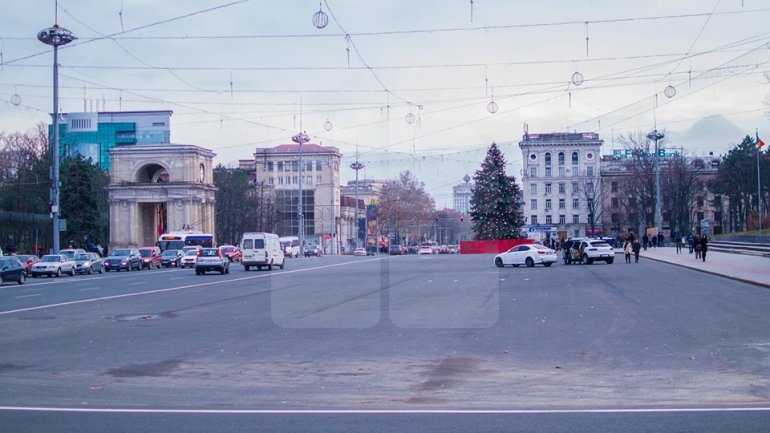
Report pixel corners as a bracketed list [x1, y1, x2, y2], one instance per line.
[470, 142, 525, 240]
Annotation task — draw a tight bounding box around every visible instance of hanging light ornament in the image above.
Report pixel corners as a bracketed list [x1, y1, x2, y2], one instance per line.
[324, 119, 333, 131]
[664, 85, 676, 98]
[10, 85, 21, 106]
[405, 112, 416, 125]
[487, 94, 498, 114]
[312, 1, 329, 29]
[571, 71, 584, 86]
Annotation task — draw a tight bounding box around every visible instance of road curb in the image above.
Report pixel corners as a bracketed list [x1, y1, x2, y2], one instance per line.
[642, 255, 770, 290]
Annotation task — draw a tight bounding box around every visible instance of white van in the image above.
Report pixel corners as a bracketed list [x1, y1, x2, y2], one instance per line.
[240, 232, 285, 271]
[279, 236, 300, 258]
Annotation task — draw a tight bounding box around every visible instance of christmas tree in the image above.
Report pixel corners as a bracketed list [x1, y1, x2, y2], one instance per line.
[470, 142, 525, 240]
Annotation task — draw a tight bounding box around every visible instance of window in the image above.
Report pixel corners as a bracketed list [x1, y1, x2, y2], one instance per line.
[573, 214, 580, 224]
[586, 181, 594, 194]
[559, 215, 566, 224]
[611, 213, 620, 223]
[545, 167, 552, 177]
[545, 152, 552, 166]
[306, 176, 313, 185]
[530, 199, 537, 210]
[267, 161, 274, 171]
[268, 177, 274, 185]
[572, 182, 579, 194]
[530, 167, 537, 177]
[530, 183, 537, 194]
[559, 183, 565, 194]
[316, 160, 322, 170]
[277, 161, 283, 171]
[558, 167, 565, 177]
[572, 165, 579, 177]
[545, 199, 552, 210]
[559, 199, 565, 209]
[545, 183, 552, 194]
[546, 215, 552, 224]
[292, 161, 299, 171]
[586, 166, 594, 177]
[572, 151, 579, 164]
[611, 181, 618, 192]
[317, 175, 322, 184]
[278, 177, 284, 185]
[306, 161, 313, 171]
[531, 215, 538, 225]
[611, 198, 619, 208]
[558, 152, 565, 166]
[292, 176, 298, 184]
[573, 198, 579, 209]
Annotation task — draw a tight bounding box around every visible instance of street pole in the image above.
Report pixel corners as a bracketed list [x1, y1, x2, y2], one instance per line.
[292, 132, 310, 256]
[350, 159, 365, 248]
[38, 22, 76, 254]
[757, 129, 763, 232]
[647, 129, 664, 235]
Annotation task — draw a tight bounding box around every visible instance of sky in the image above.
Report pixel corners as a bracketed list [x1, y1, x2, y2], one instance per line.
[2, 0, 770, 207]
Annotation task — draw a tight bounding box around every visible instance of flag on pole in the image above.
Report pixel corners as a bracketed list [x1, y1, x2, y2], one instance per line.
[757, 132, 766, 149]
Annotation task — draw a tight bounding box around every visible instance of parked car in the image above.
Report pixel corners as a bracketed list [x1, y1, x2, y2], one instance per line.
[0, 257, 26, 285]
[58, 248, 87, 261]
[138, 247, 162, 269]
[389, 245, 406, 255]
[353, 247, 367, 256]
[31, 254, 77, 277]
[195, 247, 230, 275]
[418, 243, 435, 255]
[161, 249, 183, 267]
[448, 245, 459, 254]
[304, 243, 322, 257]
[14, 254, 39, 276]
[219, 245, 242, 262]
[180, 249, 199, 268]
[74, 252, 103, 275]
[577, 240, 615, 264]
[494, 244, 558, 268]
[103, 248, 142, 272]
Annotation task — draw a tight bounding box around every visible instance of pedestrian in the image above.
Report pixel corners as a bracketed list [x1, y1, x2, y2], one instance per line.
[687, 232, 694, 254]
[632, 239, 641, 263]
[651, 234, 657, 248]
[624, 240, 632, 263]
[642, 233, 649, 250]
[657, 232, 664, 248]
[675, 236, 683, 254]
[694, 234, 702, 260]
[700, 235, 709, 262]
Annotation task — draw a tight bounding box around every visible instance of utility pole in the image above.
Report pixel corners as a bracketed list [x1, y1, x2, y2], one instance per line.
[647, 129, 665, 235]
[350, 147, 365, 249]
[292, 131, 310, 256]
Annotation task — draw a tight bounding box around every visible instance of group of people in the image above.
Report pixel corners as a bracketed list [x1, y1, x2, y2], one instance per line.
[622, 233, 642, 263]
[640, 232, 665, 250]
[686, 232, 709, 261]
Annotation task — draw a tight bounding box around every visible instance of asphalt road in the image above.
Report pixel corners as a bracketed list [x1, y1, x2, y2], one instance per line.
[1, 253, 769, 432]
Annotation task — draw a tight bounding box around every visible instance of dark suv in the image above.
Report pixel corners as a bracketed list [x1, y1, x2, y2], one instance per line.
[304, 244, 322, 257]
[103, 248, 142, 272]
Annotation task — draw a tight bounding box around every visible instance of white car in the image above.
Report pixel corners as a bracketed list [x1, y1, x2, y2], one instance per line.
[353, 247, 367, 256]
[418, 244, 434, 255]
[494, 244, 558, 268]
[31, 254, 77, 277]
[578, 240, 615, 264]
[180, 249, 199, 268]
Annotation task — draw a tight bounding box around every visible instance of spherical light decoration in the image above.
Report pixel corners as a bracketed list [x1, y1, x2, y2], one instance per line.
[405, 112, 416, 124]
[10, 94, 21, 106]
[324, 120, 333, 131]
[312, 10, 329, 29]
[487, 100, 499, 114]
[664, 85, 676, 98]
[571, 71, 584, 86]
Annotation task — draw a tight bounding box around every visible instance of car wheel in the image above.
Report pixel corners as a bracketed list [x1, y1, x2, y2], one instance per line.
[56, 268, 62, 277]
[225, 266, 230, 274]
[98, 266, 103, 274]
[69, 267, 76, 276]
[279, 261, 284, 270]
[525, 257, 535, 268]
[87, 267, 93, 275]
[18, 273, 25, 285]
[244, 265, 250, 271]
[607, 258, 614, 264]
[544, 262, 552, 267]
[494, 257, 504, 268]
[268, 261, 273, 271]
[32, 274, 38, 278]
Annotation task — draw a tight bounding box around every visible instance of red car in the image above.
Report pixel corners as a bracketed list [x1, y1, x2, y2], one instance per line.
[219, 245, 241, 262]
[138, 247, 162, 269]
[14, 255, 39, 276]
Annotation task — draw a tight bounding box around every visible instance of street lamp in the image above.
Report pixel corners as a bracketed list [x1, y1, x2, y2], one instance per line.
[292, 131, 310, 256]
[38, 23, 76, 254]
[647, 129, 665, 235]
[350, 160, 365, 248]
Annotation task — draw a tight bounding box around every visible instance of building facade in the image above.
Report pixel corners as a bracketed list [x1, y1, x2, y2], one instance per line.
[519, 131, 604, 241]
[245, 143, 342, 253]
[52, 110, 172, 171]
[452, 177, 473, 215]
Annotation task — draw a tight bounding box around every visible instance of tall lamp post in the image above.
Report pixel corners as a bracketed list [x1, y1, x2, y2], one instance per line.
[647, 129, 664, 235]
[292, 131, 310, 256]
[38, 23, 76, 254]
[350, 160, 365, 248]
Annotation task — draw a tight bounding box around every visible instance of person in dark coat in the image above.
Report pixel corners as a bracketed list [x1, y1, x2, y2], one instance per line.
[632, 239, 641, 263]
[642, 233, 649, 250]
[694, 234, 702, 260]
[651, 234, 657, 248]
[657, 232, 664, 247]
[700, 235, 709, 262]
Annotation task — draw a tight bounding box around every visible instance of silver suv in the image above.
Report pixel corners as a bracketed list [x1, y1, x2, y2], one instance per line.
[195, 247, 230, 275]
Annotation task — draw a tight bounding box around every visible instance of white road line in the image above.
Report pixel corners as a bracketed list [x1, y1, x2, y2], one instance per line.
[127, 282, 145, 286]
[169, 277, 185, 280]
[14, 294, 41, 299]
[0, 406, 768, 414]
[0, 258, 383, 316]
[78, 287, 100, 291]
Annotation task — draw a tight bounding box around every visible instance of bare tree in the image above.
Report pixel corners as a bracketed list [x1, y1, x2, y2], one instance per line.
[375, 171, 436, 244]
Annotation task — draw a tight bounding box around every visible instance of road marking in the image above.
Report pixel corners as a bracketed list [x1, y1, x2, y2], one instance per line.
[0, 258, 383, 316]
[169, 277, 185, 280]
[78, 287, 100, 291]
[15, 294, 41, 299]
[0, 406, 768, 414]
[128, 282, 145, 286]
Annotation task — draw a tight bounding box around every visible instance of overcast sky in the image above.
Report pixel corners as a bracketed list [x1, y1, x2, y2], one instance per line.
[2, 1, 770, 206]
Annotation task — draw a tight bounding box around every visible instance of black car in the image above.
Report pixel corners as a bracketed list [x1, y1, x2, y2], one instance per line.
[103, 248, 142, 272]
[304, 244, 322, 257]
[389, 245, 406, 255]
[161, 249, 183, 267]
[0, 257, 26, 285]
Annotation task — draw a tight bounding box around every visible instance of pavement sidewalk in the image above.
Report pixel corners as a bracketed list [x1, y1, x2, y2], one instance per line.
[627, 245, 770, 288]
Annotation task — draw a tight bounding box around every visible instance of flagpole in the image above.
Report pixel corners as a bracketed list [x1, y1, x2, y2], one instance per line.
[757, 129, 763, 232]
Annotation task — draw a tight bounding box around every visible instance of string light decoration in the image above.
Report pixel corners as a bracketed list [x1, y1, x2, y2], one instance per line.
[10, 85, 21, 106]
[664, 84, 676, 98]
[324, 119, 333, 131]
[312, 1, 329, 29]
[487, 95, 498, 114]
[405, 112, 416, 124]
[571, 71, 584, 86]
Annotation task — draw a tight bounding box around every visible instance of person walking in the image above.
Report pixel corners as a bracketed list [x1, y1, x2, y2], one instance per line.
[657, 232, 664, 248]
[642, 233, 649, 250]
[651, 234, 657, 248]
[687, 232, 694, 254]
[624, 240, 633, 263]
[632, 239, 641, 263]
[694, 234, 702, 260]
[700, 235, 709, 262]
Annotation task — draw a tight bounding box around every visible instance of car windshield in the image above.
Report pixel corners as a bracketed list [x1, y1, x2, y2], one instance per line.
[40, 256, 60, 262]
[199, 249, 219, 257]
[75, 254, 89, 260]
[185, 250, 198, 256]
[110, 249, 131, 256]
[162, 250, 179, 257]
[139, 250, 153, 257]
[220, 246, 234, 253]
[590, 241, 610, 248]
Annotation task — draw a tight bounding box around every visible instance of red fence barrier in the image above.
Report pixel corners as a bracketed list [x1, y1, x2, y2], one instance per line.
[459, 239, 534, 254]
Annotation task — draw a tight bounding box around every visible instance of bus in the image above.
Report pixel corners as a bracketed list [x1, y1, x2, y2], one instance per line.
[157, 232, 214, 252]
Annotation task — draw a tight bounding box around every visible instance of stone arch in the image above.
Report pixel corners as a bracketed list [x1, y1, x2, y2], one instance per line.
[135, 162, 171, 183]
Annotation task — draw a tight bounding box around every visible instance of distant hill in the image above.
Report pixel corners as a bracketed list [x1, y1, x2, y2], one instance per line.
[667, 115, 747, 155]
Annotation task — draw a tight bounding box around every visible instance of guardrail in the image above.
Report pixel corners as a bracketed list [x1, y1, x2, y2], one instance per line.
[708, 240, 770, 257]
